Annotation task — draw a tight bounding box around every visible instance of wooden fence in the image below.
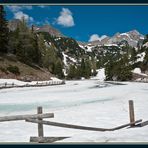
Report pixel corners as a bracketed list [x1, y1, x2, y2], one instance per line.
[0, 80, 65, 89]
[0, 100, 147, 143]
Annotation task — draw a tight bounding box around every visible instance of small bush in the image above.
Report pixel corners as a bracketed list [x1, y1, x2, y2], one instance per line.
[7, 65, 20, 75]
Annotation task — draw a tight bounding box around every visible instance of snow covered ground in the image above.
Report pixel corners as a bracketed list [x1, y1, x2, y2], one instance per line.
[0, 79, 148, 143]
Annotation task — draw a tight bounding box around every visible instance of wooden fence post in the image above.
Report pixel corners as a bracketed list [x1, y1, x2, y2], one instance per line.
[37, 107, 44, 137]
[129, 100, 135, 127]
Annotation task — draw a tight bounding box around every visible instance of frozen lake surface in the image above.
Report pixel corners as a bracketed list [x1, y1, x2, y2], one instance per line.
[0, 79, 148, 143]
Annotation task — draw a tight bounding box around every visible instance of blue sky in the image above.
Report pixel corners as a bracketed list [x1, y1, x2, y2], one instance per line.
[5, 5, 148, 42]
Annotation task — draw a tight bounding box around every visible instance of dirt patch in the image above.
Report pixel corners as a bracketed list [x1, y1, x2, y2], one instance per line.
[0, 55, 53, 81]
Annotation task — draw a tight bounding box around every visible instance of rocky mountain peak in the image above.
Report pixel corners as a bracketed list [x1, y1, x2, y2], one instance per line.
[8, 19, 63, 37]
[128, 29, 140, 35]
[33, 24, 63, 37]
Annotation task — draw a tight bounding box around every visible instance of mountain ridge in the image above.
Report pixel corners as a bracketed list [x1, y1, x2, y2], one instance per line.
[87, 30, 144, 47]
[8, 19, 145, 48]
[5, 19, 148, 81]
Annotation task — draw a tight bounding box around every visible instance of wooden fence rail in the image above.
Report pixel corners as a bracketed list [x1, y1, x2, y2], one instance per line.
[26, 119, 142, 132]
[0, 113, 54, 122]
[0, 80, 65, 89]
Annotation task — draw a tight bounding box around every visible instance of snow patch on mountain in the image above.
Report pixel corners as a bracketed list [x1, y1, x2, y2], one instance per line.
[120, 33, 130, 38]
[91, 68, 106, 81]
[136, 52, 146, 62]
[86, 45, 93, 52]
[62, 52, 77, 67]
[79, 44, 94, 52]
[62, 52, 68, 66]
[132, 68, 148, 77]
[104, 44, 118, 47]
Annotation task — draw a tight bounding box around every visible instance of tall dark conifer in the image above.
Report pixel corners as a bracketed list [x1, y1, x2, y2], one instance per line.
[0, 5, 9, 53]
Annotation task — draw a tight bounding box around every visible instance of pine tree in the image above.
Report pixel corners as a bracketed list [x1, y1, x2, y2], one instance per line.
[80, 58, 91, 79]
[54, 59, 64, 79]
[90, 58, 97, 76]
[41, 42, 56, 71]
[16, 17, 30, 62]
[105, 54, 132, 81]
[130, 47, 137, 62]
[80, 58, 86, 77]
[8, 27, 20, 54]
[15, 17, 39, 64]
[67, 64, 77, 79]
[105, 60, 114, 80]
[31, 31, 42, 65]
[38, 34, 47, 66]
[0, 5, 9, 53]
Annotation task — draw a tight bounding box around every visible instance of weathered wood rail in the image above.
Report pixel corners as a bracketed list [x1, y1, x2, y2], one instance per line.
[26, 119, 142, 132]
[0, 113, 54, 122]
[0, 80, 65, 89]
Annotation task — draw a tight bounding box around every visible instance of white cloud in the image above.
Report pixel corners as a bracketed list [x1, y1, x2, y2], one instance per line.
[7, 5, 33, 12]
[56, 8, 75, 27]
[14, 11, 34, 22]
[7, 6, 34, 23]
[7, 6, 22, 12]
[89, 34, 100, 42]
[89, 34, 107, 42]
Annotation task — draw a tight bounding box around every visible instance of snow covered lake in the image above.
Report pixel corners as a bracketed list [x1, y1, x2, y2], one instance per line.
[0, 79, 148, 143]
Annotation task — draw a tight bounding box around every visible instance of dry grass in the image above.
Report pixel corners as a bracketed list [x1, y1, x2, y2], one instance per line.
[0, 55, 52, 81]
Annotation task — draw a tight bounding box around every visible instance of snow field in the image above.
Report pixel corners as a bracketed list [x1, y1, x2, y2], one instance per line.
[0, 79, 148, 142]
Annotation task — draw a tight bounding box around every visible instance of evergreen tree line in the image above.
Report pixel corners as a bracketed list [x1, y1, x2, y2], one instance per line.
[0, 5, 96, 79]
[67, 58, 97, 80]
[105, 54, 133, 81]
